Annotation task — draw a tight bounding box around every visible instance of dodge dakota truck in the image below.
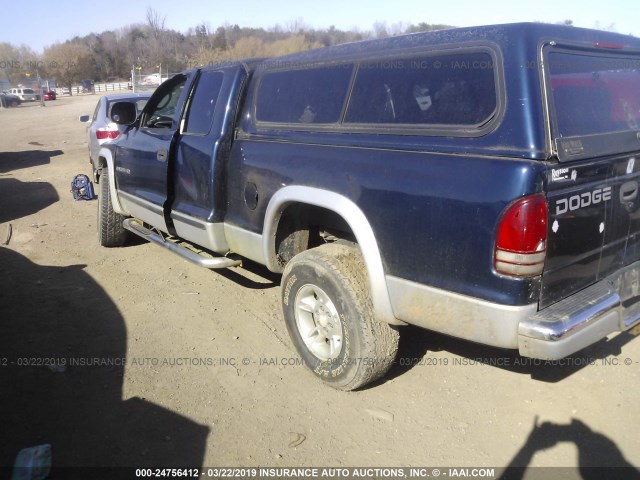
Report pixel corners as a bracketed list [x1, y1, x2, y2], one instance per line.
[96, 23, 640, 390]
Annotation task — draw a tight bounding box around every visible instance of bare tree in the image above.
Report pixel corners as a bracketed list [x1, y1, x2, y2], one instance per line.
[0, 43, 40, 84]
[26, 16, 464, 83]
[285, 17, 309, 35]
[146, 7, 166, 39]
[373, 21, 389, 39]
[43, 42, 92, 94]
[388, 21, 409, 36]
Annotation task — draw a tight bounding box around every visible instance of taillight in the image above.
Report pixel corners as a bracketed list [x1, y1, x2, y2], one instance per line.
[495, 194, 548, 277]
[96, 129, 119, 140]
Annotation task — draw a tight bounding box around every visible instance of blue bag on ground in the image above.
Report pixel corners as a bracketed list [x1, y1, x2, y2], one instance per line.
[70, 174, 95, 200]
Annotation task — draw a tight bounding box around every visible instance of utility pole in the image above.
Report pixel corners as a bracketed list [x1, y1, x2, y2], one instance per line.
[37, 68, 45, 107]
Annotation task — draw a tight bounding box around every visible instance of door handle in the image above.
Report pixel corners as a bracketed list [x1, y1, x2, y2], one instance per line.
[157, 148, 168, 162]
[620, 181, 638, 203]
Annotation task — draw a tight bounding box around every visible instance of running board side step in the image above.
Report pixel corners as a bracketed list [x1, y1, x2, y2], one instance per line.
[123, 219, 242, 270]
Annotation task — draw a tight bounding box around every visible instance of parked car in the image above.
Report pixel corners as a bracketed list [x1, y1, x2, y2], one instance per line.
[81, 79, 94, 93]
[43, 90, 57, 101]
[79, 93, 151, 182]
[142, 73, 161, 86]
[8, 87, 36, 102]
[0, 92, 22, 107]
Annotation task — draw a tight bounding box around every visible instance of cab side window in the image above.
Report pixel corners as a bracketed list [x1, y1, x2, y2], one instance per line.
[142, 75, 187, 129]
[256, 65, 354, 124]
[345, 51, 498, 127]
[183, 71, 224, 135]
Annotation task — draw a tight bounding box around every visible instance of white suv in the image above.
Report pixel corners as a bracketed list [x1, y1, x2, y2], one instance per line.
[9, 88, 37, 102]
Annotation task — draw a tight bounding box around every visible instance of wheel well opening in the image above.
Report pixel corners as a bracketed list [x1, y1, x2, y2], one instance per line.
[274, 204, 356, 268]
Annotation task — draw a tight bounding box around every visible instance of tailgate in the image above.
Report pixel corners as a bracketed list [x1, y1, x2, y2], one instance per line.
[542, 155, 640, 308]
[540, 43, 640, 308]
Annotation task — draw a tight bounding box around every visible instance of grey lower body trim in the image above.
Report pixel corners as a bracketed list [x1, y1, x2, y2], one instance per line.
[171, 210, 229, 254]
[118, 191, 167, 232]
[224, 223, 265, 265]
[386, 276, 536, 348]
[388, 264, 640, 359]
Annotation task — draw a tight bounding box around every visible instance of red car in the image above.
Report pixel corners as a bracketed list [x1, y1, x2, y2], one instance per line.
[43, 90, 57, 101]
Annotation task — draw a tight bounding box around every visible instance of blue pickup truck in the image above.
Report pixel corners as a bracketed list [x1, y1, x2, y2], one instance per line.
[97, 22, 640, 389]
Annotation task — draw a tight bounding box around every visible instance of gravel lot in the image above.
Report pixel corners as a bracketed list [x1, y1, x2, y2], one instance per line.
[1, 94, 639, 478]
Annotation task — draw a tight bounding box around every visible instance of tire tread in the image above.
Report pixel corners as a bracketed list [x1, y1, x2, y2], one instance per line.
[98, 168, 127, 247]
[282, 243, 399, 390]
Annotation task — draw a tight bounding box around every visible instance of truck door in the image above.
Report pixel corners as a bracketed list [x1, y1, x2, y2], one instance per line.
[168, 66, 248, 253]
[114, 74, 189, 231]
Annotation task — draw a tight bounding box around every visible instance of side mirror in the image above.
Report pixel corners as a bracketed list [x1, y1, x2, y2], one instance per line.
[79, 115, 90, 123]
[110, 101, 137, 125]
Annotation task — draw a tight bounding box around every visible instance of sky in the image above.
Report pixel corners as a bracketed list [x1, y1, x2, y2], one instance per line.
[1, 0, 639, 53]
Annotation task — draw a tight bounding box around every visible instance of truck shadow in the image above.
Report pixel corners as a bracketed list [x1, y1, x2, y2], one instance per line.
[385, 324, 638, 384]
[0, 247, 208, 476]
[0, 149, 63, 174]
[0, 178, 59, 224]
[0, 150, 64, 224]
[214, 259, 280, 290]
[498, 418, 639, 479]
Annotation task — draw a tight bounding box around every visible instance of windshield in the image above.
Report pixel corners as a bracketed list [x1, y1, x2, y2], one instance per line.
[548, 50, 640, 138]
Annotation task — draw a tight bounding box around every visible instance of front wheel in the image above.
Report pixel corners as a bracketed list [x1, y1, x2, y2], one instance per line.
[97, 168, 127, 247]
[281, 243, 399, 390]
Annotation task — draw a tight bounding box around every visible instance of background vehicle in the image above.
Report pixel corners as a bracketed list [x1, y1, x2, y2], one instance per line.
[8, 88, 36, 102]
[142, 73, 162, 86]
[82, 79, 94, 93]
[43, 90, 57, 101]
[79, 93, 151, 182]
[0, 92, 22, 107]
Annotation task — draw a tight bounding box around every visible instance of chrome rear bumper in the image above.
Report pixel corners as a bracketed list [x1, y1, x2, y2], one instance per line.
[519, 262, 640, 359]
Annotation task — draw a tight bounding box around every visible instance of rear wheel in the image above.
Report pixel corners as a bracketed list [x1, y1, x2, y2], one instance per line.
[281, 243, 399, 390]
[97, 168, 127, 247]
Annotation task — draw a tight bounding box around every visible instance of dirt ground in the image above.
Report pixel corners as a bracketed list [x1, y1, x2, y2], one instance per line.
[1, 94, 639, 478]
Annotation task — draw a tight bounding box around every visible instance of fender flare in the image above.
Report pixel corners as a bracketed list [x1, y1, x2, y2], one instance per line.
[97, 147, 126, 215]
[263, 186, 402, 326]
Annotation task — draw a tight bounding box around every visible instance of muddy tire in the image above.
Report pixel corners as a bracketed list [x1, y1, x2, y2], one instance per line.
[281, 243, 399, 390]
[98, 168, 127, 247]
